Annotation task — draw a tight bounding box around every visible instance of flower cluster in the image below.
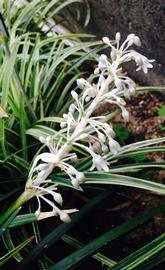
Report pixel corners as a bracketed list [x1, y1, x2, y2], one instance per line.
[26, 33, 154, 222]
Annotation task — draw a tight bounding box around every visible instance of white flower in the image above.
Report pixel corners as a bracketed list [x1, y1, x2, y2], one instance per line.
[126, 33, 141, 47]
[94, 54, 111, 74]
[102, 33, 154, 74]
[77, 78, 97, 101]
[125, 51, 154, 73]
[88, 118, 116, 146]
[77, 78, 94, 93]
[90, 154, 109, 172]
[114, 75, 136, 98]
[26, 135, 85, 220]
[89, 139, 102, 153]
[30, 136, 85, 189]
[35, 194, 78, 223]
[59, 162, 85, 189]
[109, 138, 121, 155]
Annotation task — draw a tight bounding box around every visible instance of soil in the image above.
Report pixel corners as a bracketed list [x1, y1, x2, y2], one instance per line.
[115, 92, 165, 140]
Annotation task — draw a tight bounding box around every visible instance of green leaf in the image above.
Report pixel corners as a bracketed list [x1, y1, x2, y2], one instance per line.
[132, 153, 146, 161]
[9, 213, 37, 228]
[108, 162, 165, 173]
[108, 233, 165, 270]
[160, 124, 165, 131]
[114, 123, 129, 143]
[0, 236, 34, 266]
[37, 117, 64, 123]
[84, 172, 165, 195]
[0, 39, 20, 109]
[26, 125, 59, 139]
[0, 207, 21, 236]
[116, 147, 165, 160]
[10, 0, 44, 40]
[62, 234, 116, 267]
[2, 229, 22, 262]
[48, 202, 165, 270]
[136, 86, 165, 93]
[136, 250, 165, 270]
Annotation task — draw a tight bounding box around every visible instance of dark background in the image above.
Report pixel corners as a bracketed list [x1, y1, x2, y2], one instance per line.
[86, 0, 165, 86]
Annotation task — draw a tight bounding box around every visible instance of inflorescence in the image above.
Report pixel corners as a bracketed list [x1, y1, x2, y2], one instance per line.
[25, 33, 154, 223]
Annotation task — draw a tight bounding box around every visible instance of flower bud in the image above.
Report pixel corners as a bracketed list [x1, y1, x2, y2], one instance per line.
[92, 141, 102, 153]
[85, 96, 91, 102]
[122, 109, 129, 122]
[102, 144, 109, 153]
[115, 32, 121, 42]
[115, 78, 123, 90]
[134, 36, 141, 46]
[86, 87, 97, 98]
[127, 33, 135, 41]
[77, 78, 86, 89]
[60, 122, 66, 128]
[46, 136, 53, 146]
[35, 163, 48, 171]
[69, 104, 75, 114]
[98, 132, 106, 142]
[102, 37, 110, 45]
[111, 48, 117, 61]
[63, 113, 68, 119]
[60, 212, 71, 223]
[109, 139, 121, 155]
[53, 193, 63, 205]
[71, 90, 78, 100]
[94, 67, 100, 75]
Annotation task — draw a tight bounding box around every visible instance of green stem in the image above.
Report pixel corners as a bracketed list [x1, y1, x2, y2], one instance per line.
[0, 190, 34, 227]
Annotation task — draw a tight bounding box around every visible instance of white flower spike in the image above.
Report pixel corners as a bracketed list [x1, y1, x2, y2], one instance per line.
[25, 33, 154, 222]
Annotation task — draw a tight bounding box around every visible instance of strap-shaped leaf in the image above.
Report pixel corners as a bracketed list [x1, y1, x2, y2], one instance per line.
[136, 250, 165, 270]
[108, 162, 165, 173]
[0, 236, 33, 266]
[9, 213, 37, 228]
[0, 207, 21, 236]
[85, 172, 165, 195]
[2, 229, 22, 262]
[108, 233, 165, 270]
[48, 202, 165, 270]
[62, 234, 116, 267]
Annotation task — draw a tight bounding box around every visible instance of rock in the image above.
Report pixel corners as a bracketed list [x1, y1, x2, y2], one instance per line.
[86, 0, 165, 86]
